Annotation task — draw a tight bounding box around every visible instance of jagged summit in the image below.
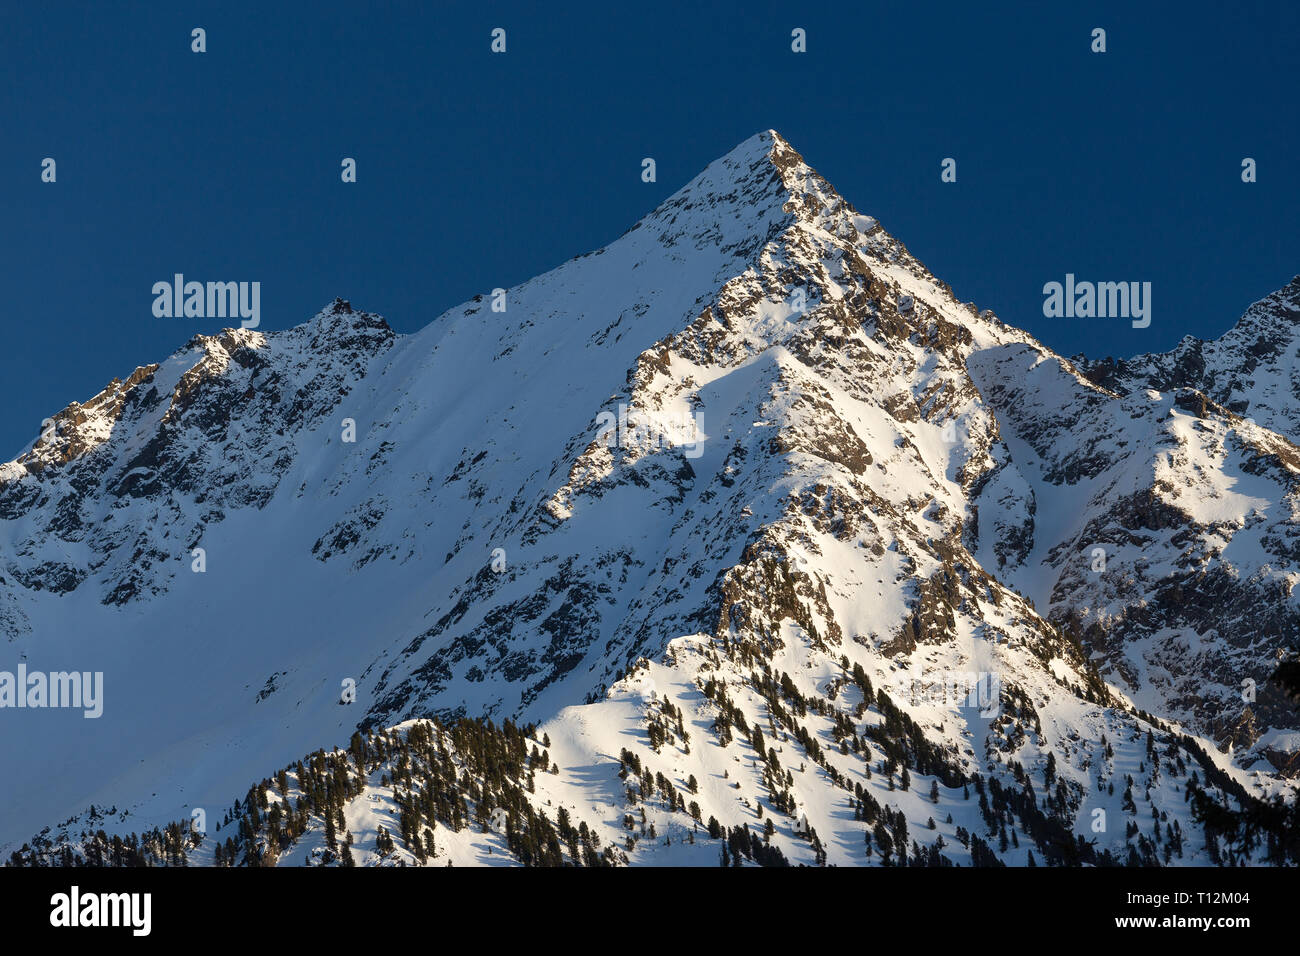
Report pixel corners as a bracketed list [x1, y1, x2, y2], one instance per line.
[616, 128, 835, 263]
[307, 296, 393, 331]
[654, 128, 802, 208]
[1082, 275, 1300, 436]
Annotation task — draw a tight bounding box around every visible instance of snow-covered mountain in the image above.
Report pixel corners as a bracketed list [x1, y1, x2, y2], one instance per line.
[4, 131, 1298, 868]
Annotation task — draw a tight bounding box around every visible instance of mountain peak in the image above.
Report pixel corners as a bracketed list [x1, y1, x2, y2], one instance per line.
[613, 127, 891, 294]
[1236, 274, 1300, 330]
[1082, 275, 1300, 421]
[286, 299, 396, 356]
[711, 127, 788, 159]
[636, 129, 829, 228]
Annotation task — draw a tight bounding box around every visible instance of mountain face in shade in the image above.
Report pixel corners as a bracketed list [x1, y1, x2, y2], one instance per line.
[3, 131, 1298, 868]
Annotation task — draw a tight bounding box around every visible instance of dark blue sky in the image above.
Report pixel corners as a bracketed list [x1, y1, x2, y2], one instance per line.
[3, 1, 1296, 456]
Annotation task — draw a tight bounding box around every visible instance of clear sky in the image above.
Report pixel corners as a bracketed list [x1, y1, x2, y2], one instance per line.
[3, 1, 1296, 456]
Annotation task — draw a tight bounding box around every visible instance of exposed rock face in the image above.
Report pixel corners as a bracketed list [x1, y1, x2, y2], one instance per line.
[0, 302, 395, 609]
[1049, 279, 1300, 760]
[1, 132, 1296, 868]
